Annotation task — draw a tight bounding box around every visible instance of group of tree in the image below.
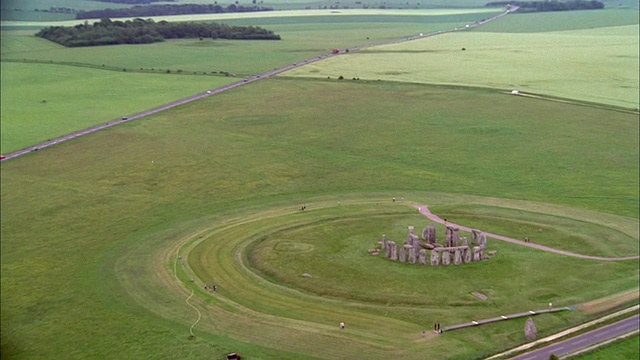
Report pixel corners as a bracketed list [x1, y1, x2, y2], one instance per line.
[36, 18, 280, 47]
[75, 3, 273, 19]
[486, 0, 604, 11]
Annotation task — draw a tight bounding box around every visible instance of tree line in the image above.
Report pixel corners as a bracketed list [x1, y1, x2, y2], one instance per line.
[36, 18, 281, 47]
[76, 4, 274, 20]
[486, 0, 605, 11]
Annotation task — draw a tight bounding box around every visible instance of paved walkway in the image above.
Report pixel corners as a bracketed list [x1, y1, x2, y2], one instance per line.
[443, 307, 572, 332]
[413, 204, 639, 262]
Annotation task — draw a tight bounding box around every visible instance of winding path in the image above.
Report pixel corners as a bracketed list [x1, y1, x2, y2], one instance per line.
[413, 204, 639, 261]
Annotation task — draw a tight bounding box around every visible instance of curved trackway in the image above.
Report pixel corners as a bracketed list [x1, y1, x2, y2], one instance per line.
[1, 6, 516, 162]
[413, 204, 640, 261]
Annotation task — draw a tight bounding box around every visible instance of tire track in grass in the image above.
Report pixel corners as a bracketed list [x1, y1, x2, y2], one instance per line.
[174, 229, 208, 337]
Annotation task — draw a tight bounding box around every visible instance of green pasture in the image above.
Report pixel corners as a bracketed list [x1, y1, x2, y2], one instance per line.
[0, 62, 238, 153]
[1, 11, 499, 151]
[572, 333, 640, 360]
[476, 9, 640, 33]
[283, 23, 640, 108]
[1, 79, 638, 359]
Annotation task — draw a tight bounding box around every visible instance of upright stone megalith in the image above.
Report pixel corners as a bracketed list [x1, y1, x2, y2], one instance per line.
[454, 248, 462, 265]
[380, 234, 388, 253]
[462, 246, 472, 263]
[389, 241, 398, 260]
[473, 246, 482, 262]
[431, 249, 441, 266]
[441, 249, 451, 265]
[419, 249, 427, 265]
[399, 244, 407, 263]
[472, 229, 482, 246]
[426, 224, 437, 244]
[524, 318, 538, 340]
[446, 226, 460, 247]
[408, 245, 417, 264]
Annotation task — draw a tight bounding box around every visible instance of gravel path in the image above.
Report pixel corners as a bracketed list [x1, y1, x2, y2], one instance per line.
[413, 204, 639, 262]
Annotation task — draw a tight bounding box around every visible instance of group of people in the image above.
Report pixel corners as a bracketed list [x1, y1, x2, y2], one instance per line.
[204, 284, 217, 293]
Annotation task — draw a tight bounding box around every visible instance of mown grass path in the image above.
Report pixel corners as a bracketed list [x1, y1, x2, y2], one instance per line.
[415, 204, 640, 261]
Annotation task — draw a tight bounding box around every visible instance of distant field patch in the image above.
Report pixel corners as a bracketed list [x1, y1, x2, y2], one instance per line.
[0, 62, 236, 152]
[283, 24, 639, 108]
[475, 9, 639, 33]
[0, 8, 503, 28]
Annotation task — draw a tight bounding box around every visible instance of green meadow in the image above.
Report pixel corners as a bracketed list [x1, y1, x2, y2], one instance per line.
[573, 333, 640, 360]
[1, 6, 639, 360]
[1, 10, 500, 152]
[0, 62, 238, 153]
[284, 10, 639, 108]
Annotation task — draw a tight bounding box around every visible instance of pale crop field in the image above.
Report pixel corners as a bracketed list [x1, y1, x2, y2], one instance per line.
[0, 8, 502, 27]
[282, 22, 639, 109]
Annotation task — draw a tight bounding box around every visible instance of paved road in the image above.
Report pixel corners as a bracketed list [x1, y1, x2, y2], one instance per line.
[1, 7, 516, 162]
[509, 314, 639, 360]
[414, 204, 640, 261]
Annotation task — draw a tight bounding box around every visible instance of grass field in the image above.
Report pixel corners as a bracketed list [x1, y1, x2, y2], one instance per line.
[283, 12, 639, 108]
[0, 62, 238, 153]
[1, 6, 639, 360]
[1, 11, 500, 152]
[1, 79, 638, 359]
[572, 333, 639, 359]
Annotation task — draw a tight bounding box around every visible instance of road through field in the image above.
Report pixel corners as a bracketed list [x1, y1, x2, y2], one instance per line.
[413, 204, 640, 261]
[508, 314, 639, 360]
[0, 6, 516, 162]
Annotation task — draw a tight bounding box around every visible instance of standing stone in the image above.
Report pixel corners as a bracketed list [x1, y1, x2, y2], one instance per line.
[421, 227, 428, 240]
[473, 246, 482, 262]
[472, 229, 482, 246]
[408, 233, 419, 247]
[389, 241, 398, 260]
[452, 228, 460, 247]
[445, 227, 453, 247]
[454, 248, 462, 265]
[524, 318, 538, 341]
[446, 226, 460, 247]
[427, 224, 437, 244]
[431, 249, 441, 266]
[462, 246, 472, 263]
[462, 237, 468, 247]
[441, 249, 451, 265]
[408, 226, 415, 235]
[408, 245, 417, 264]
[419, 249, 427, 265]
[479, 233, 487, 249]
[380, 234, 388, 253]
[399, 244, 407, 262]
